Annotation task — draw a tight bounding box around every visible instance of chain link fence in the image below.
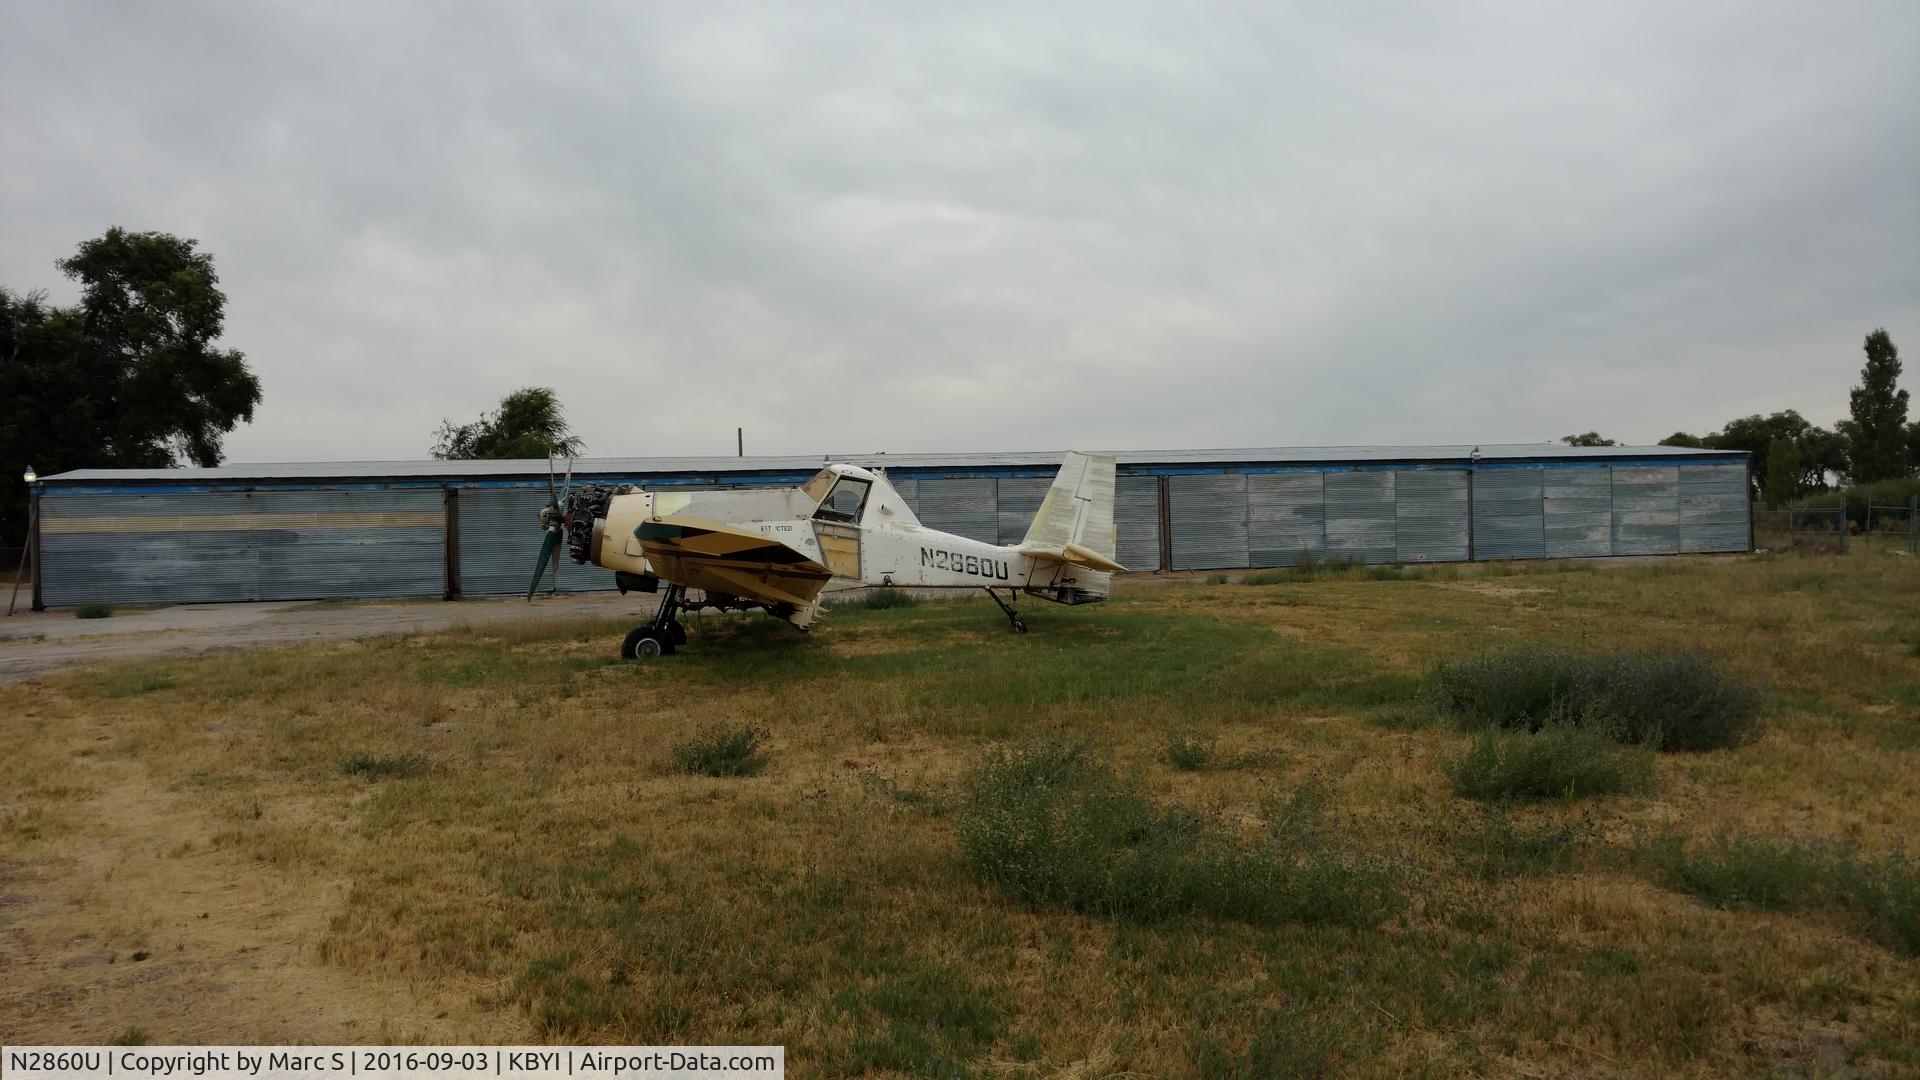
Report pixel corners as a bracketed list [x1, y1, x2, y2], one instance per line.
[1753, 508, 1847, 554]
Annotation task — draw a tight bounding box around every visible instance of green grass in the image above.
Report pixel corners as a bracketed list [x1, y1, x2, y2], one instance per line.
[73, 602, 113, 619]
[1162, 728, 1216, 770]
[670, 724, 771, 777]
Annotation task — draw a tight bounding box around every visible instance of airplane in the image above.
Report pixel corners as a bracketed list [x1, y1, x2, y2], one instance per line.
[527, 451, 1124, 658]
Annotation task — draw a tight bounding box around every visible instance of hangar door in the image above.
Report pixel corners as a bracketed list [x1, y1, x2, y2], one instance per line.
[457, 488, 621, 596]
[39, 490, 445, 606]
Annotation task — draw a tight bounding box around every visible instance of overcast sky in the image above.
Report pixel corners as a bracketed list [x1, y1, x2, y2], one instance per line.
[4, 2, 1916, 463]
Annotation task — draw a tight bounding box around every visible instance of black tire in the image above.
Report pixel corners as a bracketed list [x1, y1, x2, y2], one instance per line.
[669, 620, 688, 645]
[622, 627, 670, 659]
[1010, 619, 1028, 634]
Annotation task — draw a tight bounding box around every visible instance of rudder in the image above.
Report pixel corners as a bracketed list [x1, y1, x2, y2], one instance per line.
[1022, 451, 1117, 559]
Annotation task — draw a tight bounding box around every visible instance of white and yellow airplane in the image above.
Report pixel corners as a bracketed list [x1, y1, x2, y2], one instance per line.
[530, 452, 1124, 658]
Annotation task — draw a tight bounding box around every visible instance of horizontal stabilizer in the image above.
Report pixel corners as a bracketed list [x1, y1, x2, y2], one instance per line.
[1017, 541, 1126, 574]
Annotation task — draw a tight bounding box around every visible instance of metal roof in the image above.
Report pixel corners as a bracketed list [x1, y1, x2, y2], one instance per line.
[42, 443, 1741, 485]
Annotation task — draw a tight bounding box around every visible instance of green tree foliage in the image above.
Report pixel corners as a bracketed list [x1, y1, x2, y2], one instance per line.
[1560, 432, 1617, 447]
[1763, 438, 1803, 509]
[431, 386, 586, 460]
[1847, 329, 1909, 483]
[1658, 432, 1709, 449]
[2, 228, 262, 546]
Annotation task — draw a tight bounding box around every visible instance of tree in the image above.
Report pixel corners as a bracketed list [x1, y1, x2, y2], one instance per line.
[1560, 432, 1617, 447]
[1763, 438, 1803, 509]
[2, 229, 261, 547]
[1659, 432, 1709, 448]
[1847, 329, 1909, 483]
[432, 387, 585, 460]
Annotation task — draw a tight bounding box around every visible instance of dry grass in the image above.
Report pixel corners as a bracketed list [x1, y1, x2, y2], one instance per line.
[1, 551, 1917, 1075]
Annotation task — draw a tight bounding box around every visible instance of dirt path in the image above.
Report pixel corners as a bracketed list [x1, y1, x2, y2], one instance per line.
[0, 594, 661, 684]
[0, 709, 526, 1043]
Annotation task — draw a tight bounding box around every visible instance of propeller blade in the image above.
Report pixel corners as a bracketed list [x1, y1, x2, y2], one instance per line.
[545, 454, 557, 506]
[560, 456, 575, 503]
[526, 529, 561, 601]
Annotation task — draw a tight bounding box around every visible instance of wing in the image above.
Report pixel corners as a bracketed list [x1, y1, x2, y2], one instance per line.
[634, 517, 832, 610]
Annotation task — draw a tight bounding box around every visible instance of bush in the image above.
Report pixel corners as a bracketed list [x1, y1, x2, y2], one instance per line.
[844, 588, 918, 610]
[1798, 476, 1920, 530]
[1460, 809, 1589, 877]
[1432, 644, 1762, 751]
[74, 602, 113, 619]
[1642, 831, 1920, 956]
[1448, 725, 1652, 803]
[953, 742, 1399, 928]
[1162, 729, 1215, 770]
[341, 753, 431, 780]
[671, 724, 771, 777]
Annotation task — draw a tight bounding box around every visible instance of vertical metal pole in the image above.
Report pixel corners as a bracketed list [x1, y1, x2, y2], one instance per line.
[737, 427, 743, 457]
[1156, 476, 1173, 572]
[442, 488, 461, 601]
[29, 484, 44, 612]
[1465, 467, 1476, 562]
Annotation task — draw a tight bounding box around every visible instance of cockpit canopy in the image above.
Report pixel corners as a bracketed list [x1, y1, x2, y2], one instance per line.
[801, 465, 878, 524]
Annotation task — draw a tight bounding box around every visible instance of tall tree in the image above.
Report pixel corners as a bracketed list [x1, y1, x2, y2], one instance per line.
[1763, 438, 1803, 509]
[432, 386, 586, 460]
[1658, 432, 1709, 448]
[1560, 432, 1617, 447]
[1847, 329, 1909, 483]
[2, 229, 262, 546]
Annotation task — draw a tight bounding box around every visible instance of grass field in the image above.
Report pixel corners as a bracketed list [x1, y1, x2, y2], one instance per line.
[2, 553, 1917, 1075]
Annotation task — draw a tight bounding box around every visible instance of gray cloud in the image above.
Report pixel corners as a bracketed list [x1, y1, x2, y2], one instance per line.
[4, 1, 1915, 462]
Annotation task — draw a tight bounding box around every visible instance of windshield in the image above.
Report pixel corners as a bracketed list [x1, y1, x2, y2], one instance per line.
[800, 468, 837, 503]
[813, 477, 871, 524]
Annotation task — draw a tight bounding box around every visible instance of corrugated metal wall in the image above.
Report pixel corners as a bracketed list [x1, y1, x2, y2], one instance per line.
[1114, 475, 1161, 572]
[914, 478, 997, 543]
[1473, 469, 1546, 560]
[1612, 466, 1680, 555]
[1679, 463, 1748, 554]
[1395, 470, 1469, 563]
[40, 490, 444, 605]
[36, 458, 1751, 605]
[458, 488, 620, 596]
[1248, 473, 1324, 567]
[1542, 468, 1612, 558]
[1326, 471, 1397, 564]
[1169, 474, 1249, 570]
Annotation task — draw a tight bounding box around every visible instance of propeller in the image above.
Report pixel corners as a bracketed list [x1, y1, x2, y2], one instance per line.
[526, 454, 576, 601]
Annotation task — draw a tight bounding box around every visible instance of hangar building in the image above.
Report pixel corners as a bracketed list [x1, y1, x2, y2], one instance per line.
[28, 443, 1750, 608]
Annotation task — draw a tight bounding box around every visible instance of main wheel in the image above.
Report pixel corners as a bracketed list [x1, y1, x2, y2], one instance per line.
[1010, 619, 1028, 634]
[621, 627, 672, 659]
[669, 620, 688, 645]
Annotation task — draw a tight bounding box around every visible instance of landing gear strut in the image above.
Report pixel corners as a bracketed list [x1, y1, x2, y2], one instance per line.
[622, 583, 688, 659]
[985, 588, 1028, 634]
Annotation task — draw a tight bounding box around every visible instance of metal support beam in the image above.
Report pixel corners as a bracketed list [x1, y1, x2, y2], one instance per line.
[443, 487, 461, 601]
[1155, 476, 1173, 572]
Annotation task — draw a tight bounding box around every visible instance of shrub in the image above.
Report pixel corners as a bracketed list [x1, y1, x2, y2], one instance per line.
[844, 588, 918, 610]
[74, 602, 113, 619]
[671, 724, 771, 777]
[1460, 809, 1589, 877]
[341, 753, 431, 780]
[1447, 725, 1652, 803]
[1203, 573, 1228, 585]
[1798, 476, 1920, 529]
[1162, 729, 1215, 770]
[1641, 831, 1920, 956]
[1432, 644, 1762, 751]
[953, 742, 1399, 928]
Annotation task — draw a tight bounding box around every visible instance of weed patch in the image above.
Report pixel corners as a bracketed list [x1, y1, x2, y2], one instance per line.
[671, 724, 770, 777]
[953, 742, 1401, 928]
[841, 588, 919, 611]
[341, 753, 431, 781]
[1433, 644, 1762, 751]
[1447, 725, 1652, 803]
[1163, 729, 1216, 770]
[74, 603, 113, 619]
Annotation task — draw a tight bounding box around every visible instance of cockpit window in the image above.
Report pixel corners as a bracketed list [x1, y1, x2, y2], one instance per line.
[814, 477, 871, 524]
[800, 468, 838, 503]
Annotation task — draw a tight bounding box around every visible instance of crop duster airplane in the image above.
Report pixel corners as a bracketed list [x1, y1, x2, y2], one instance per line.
[527, 452, 1124, 658]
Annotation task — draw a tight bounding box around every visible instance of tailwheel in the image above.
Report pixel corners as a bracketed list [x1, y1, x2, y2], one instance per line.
[985, 587, 1028, 634]
[621, 626, 674, 660]
[1010, 618, 1028, 634]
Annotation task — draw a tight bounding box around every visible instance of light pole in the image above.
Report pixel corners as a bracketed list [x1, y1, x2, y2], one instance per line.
[7, 467, 37, 616]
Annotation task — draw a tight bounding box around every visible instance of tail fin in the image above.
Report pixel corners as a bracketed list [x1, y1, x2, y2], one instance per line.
[1020, 451, 1119, 567]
